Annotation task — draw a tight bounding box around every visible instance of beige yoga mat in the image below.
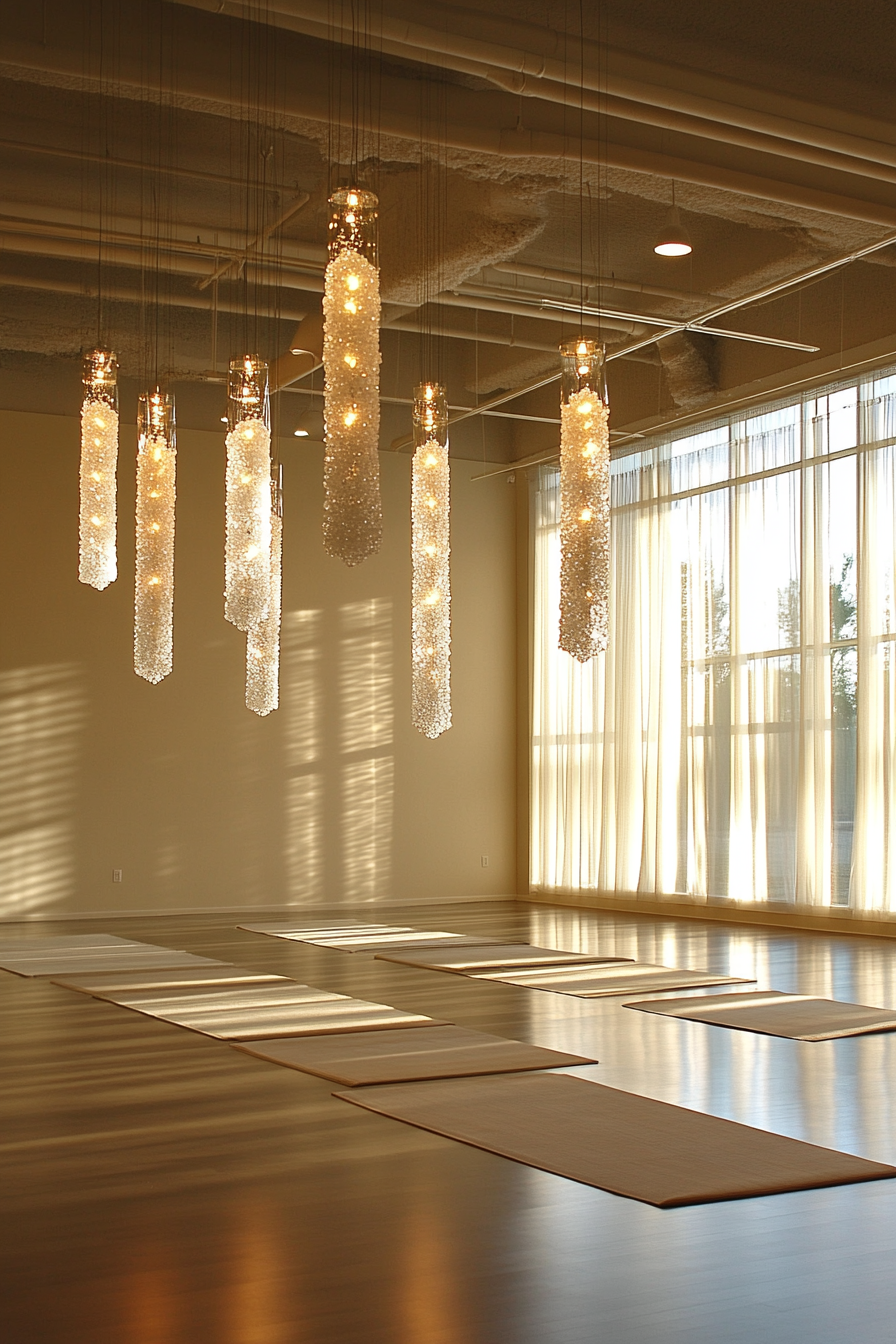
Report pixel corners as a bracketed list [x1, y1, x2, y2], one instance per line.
[376, 945, 622, 973]
[626, 990, 896, 1040]
[103, 982, 447, 1039]
[469, 961, 752, 997]
[238, 923, 412, 940]
[232, 1024, 597, 1085]
[52, 966, 291, 998]
[305, 932, 510, 952]
[0, 942, 227, 977]
[336, 1072, 896, 1206]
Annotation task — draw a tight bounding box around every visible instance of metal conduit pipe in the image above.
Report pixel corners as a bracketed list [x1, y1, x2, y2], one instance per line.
[0, 227, 327, 293]
[179, 0, 896, 171]
[436, 290, 640, 335]
[0, 271, 309, 322]
[11, 24, 896, 228]
[387, 315, 660, 361]
[490, 261, 717, 305]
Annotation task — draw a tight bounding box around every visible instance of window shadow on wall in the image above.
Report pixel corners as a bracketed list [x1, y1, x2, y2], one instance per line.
[283, 599, 394, 905]
[0, 663, 86, 916]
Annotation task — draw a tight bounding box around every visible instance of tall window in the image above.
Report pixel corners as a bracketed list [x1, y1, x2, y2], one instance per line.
[532, 368, 896, 911]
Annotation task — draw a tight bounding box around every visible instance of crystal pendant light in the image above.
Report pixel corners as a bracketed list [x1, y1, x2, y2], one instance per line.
[246, 469, 283, 716]
[225, 355, 272, 630]
[411, 382, 451, 738]
[322, 187, 383, 566]
[559, 339, 610, 662]
[134, 388, 177, 683]
[79, 348, 119, 590]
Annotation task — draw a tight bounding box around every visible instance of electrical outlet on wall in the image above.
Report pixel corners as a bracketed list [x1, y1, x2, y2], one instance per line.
[481, 855, 489, 868]
[112, 869, 122, 883]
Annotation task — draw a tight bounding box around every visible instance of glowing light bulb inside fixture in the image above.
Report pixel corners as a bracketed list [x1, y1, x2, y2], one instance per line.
[323, 188, 383, 566]
[225, 356, 272, 630]
[79, 348, 119, 590]
[246, 472, 283, 716]
[654, 203, 693, 257]
[134, 388, 176, 684]
[411, 381, 451, 739]
[558, 338, 610, 662]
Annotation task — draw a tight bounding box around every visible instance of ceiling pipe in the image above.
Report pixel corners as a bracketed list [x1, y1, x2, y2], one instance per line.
[196, 192, 310, 290]
[490, 261, 718, 305]
[388, 224, 896, 451]
[177, 0, 896, 176]
[11, 22, 896, 229]
[0, 135, 297, 192]
[0, 270, 309, 322]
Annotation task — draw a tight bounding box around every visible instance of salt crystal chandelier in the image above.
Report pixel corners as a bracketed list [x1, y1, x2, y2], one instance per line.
[411, 383, 451, 738]
[134, 389, 177, 683]
[558, 339, 611, 662]
[246, 469, 283, 716]
[225, 355, 272, 631]
[79, 348, 119, 590]
[322, 187, 383, 566]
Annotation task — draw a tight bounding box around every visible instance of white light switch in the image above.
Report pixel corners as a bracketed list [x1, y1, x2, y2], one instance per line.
[112, 869, 122, 883]
[481, 855, 489, 868]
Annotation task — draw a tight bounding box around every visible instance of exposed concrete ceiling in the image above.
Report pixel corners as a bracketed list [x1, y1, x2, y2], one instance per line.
[0, 0, 894, 461]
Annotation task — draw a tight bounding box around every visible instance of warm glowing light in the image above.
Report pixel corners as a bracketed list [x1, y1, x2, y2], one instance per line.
[246, 473, 282, 716]
[411, 382, 451, 738]
[225, 356, 271, 630]
[323, 187, 382, 566]
[654, 204, 693, 256]
[559, 339, 610, 662]
[134, 389, 176, 683]
[79, 348, 119, 590]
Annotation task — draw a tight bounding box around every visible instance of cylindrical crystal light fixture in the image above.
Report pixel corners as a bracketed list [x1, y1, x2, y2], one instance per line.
[411, 382, 451, 738]
[322, 187, 383, 566]
[559, 338, 610, 662]
[134, 388, 176, 684]
[246, 469, 283, 717]
[79, 348, 119, 590]
[225, 355, 272, 630]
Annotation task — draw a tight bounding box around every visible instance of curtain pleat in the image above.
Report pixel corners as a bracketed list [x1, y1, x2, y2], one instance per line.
[532, 373, 896, 913]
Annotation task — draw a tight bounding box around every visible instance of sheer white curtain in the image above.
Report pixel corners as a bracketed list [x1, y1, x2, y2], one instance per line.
[532, 369, 896, 913]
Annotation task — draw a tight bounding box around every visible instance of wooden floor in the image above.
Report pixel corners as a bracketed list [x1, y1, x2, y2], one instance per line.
[3, 899, 896, 1343]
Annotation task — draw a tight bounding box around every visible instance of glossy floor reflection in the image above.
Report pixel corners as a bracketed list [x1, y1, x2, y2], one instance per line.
[3, 899, 896, 1343]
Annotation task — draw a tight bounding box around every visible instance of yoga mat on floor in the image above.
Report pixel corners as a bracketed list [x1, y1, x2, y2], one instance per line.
[53, 966, 291, 998]
[336, 1072, 896, 1207]
[0, 934, 136, 951]
[0, 943, 227, 977]
[102, 983, 447, 1039]
[238, 923, 412, 940]
[232, 1024, 597, 1085]
[626, 990, 896, 1040]
[305, 933, 510, 952]
[376, 945, 625, 973]
[469, 961, 752, 997]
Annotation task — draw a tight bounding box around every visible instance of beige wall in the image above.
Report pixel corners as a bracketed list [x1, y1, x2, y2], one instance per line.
[0, 409, 518, 918]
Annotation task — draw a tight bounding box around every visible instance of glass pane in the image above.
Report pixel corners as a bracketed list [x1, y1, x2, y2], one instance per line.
[831, 646, 857, 906]
[740, 403, 800, 473]
[805, 386, 858, 455]
[733, 472, 800, 651]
